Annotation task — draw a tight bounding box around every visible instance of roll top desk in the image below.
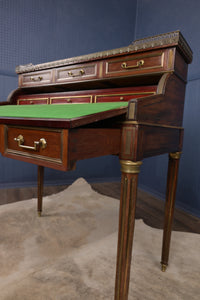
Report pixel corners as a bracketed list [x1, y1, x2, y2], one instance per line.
[0, 31, 192, 300]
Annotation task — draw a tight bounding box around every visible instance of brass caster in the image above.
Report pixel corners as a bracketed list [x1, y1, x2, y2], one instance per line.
[38, 211, 42, 217]
[161, 263, 167, 272]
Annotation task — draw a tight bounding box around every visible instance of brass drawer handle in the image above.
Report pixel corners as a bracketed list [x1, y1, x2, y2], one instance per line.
[68, 69, 85, 77]
[30, 76, 43, 82]
[121, 59, 144, 69]
[14, 135, 47, 151]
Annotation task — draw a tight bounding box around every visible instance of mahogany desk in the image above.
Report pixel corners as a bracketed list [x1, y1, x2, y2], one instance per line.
[0, 31, 192, 300]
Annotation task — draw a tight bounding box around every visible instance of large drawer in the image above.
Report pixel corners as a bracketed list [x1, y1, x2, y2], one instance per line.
[103, 50, 166, 78]
[3, 126, 68, 171]
[19, 70, 53, 87]
[55, 62, 98, 83]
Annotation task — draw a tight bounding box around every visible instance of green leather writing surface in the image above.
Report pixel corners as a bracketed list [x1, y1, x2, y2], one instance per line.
[0, 103, 128, 119]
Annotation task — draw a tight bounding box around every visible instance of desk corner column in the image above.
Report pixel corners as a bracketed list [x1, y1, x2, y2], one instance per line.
[115, 160, 142, 300]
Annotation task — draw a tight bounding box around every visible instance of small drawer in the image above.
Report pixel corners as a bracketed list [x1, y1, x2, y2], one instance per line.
[17, 98, 49, 105]
[55, 63, 98, 83]
[95, 91, 155, 103]
[50, 95, 92, 104]
[103, 50, 165, 78]
[4, 126, 68, 170]
[19, 70, 53, 87]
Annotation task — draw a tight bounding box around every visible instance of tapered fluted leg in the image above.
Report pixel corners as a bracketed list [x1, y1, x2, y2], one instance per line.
[161, 152, 181, 271]
[37, 166, 44, 217]
[115, 160, 142, 300]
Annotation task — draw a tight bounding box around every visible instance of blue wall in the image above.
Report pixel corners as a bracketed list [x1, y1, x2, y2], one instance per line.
[0, 0, 199, 218]
[135, 0, 200, 217]
[0, 0, 137, 187]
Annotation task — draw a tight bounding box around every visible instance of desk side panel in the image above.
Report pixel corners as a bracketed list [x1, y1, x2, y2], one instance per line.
[128, 73, 187, 127]
[119, 123, 183, 161]
[68, 128, 121, 161]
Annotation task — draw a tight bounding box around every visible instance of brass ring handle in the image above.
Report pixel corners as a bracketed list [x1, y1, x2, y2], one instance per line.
[68, 69, 85, 77]
[14, 135, 47, 151]
[121, 60, 144, 69]
[30, 76, 43, 81]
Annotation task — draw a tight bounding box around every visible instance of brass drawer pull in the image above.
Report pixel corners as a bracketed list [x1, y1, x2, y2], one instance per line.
[121, 60, 144, 69]
[68, 69, 85, 77]
[14, 135, 47, 151]
[30, 76, 43, 82]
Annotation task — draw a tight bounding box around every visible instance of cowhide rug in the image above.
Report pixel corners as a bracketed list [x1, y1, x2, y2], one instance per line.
[0, 178, 199, 299]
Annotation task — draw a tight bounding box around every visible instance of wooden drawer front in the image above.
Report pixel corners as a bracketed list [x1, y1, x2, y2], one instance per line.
[95, 91, 155, 103]
[50, 95, 92, 104]
[17, 98, 48, 105]
[104, 50, 165, 78]
[5, 126, 68, 170]
[19, 70, 53, 87]
[55, 63, 98, 83]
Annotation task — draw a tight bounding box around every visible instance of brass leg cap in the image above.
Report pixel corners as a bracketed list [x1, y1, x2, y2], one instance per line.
[38, 211, 42, 217]
[161, 263, 167, 272]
